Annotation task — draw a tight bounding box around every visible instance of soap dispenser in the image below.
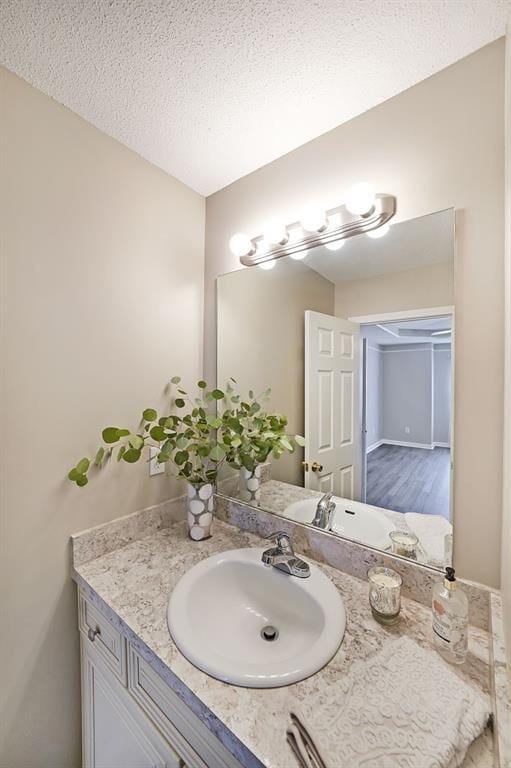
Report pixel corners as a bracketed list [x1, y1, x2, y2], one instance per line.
[432, 567, 468, 665]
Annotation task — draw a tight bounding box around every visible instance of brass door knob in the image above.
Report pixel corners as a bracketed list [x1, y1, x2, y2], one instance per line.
[301, 461, 309, 472]
[311, 462, 323, 473]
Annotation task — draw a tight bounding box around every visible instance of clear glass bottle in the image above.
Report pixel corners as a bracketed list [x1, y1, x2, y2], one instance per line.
[432, 567, 468, 664]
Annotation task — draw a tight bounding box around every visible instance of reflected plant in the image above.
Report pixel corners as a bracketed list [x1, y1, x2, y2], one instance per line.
[219, 381, 305, 472]
[67, 378, 304, 488]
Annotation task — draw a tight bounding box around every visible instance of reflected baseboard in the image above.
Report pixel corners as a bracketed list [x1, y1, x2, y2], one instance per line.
[366, 439, 451, 453]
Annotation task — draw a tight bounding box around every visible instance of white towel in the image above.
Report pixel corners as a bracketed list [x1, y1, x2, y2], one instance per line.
[404, 513, 453, 567]
[287, 637, 490, 768]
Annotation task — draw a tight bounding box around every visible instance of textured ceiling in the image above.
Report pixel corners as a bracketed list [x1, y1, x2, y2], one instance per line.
[0, 1, 509, 195]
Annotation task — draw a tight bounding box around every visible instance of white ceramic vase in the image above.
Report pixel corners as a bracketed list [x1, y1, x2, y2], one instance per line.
[238, 465, 262, 506]
[186, 482, 214, 541]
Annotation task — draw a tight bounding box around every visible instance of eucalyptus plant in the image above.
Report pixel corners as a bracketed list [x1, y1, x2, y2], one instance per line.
[68, 378, 304, 488]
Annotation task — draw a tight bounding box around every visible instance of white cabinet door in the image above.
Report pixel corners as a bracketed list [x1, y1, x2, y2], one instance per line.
[305, 310, 361, 499]
[82, 639, 182, 768]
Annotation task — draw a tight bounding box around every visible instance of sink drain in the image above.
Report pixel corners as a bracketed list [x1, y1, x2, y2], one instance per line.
[261, 625, 279, 642]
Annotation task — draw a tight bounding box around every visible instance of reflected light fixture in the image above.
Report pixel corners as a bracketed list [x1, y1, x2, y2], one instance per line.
[325, 240, 345, 252]
[229, 183, 396, 267]
[300, 204, 328, 233]
[367, 223, 390, 239]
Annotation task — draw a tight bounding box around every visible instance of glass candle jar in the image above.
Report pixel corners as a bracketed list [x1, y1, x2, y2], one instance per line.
[367, 566, 402, 625]
[389, 530, 418, 559]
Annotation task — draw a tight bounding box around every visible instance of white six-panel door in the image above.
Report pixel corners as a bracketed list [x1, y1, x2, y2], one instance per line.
[305, 310, 361, 499]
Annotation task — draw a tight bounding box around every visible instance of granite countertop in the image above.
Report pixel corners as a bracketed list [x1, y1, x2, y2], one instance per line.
[73, 518, 494, 768]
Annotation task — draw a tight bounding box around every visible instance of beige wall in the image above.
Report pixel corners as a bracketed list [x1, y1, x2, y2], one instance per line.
[217, 259, 334, 485]
[205, 39, 505, 588]
[0, 68, 205, 767]
[334, 262, 453, 319]
[502, 29, 511, 667]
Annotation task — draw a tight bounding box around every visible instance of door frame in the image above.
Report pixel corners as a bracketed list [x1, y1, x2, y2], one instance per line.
[350, 306, 455, 526]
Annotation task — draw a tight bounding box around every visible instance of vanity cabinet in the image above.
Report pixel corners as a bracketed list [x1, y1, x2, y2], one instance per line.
[78, 589, 243, 768]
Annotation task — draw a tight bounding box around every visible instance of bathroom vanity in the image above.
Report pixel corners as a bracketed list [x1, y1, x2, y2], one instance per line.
[71, 506, 508, 768]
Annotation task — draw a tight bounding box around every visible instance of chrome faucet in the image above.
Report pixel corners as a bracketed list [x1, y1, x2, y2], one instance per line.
[312, 491, 336, 530]
[261, 531, 310, 578]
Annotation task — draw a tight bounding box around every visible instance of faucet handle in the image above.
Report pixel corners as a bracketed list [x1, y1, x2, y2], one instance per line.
[265, 531, 293, 553]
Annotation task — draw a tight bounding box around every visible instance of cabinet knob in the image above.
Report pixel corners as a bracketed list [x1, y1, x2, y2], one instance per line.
[311, 462, 323, 473]
[87, 626, 100, 642]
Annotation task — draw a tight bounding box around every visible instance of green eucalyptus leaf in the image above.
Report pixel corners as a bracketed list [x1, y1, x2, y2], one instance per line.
[175, 398, 185, 408]
[68, 468, 81, 481]
[197, 380, 207, 389]
[129, 434, 144, 450]
[209, 444, 226, 462]
[294, 434, 306, 446]
[170, 376, 181, 384]
[117, 429, 130, 437]
[280, 436, 293, 452]
[117, 445, 126, 462]
[123, 448, 141, 463]
[76, 475, 88, 487]
[150, 425, 167, 441]
[76, 457, 90, 475]
[102, 427, 120, 444]
[142, 408, 157, 422]
[211, 389, 224, 400]
[94, 447, 105, 467]
[174, 450, 189, 466]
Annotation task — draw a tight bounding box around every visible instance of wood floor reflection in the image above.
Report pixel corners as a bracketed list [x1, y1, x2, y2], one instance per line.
[366, 444, 450, 519]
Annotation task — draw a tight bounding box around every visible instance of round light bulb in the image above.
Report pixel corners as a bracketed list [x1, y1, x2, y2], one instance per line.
[367, 223, 390, 239]
[259, 259, 276, 270]
[300, 204, 328, 233]
[263, 219, 288, 246]
[290, 250, 308, 260]
[345, 183, 376, 216]
[325, 240, 345, 252]
[229, 232, 253, 257]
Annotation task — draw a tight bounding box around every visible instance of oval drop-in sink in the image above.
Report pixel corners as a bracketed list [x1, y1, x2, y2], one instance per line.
[282, 496, 396, 551]
[167, 548, 346, 688]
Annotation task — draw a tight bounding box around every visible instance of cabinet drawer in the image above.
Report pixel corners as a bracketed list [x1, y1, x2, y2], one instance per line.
[128, 646, 243, 768]
[79, 590, 127, 685]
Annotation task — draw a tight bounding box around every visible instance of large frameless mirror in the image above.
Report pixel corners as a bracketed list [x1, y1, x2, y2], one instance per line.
[216, 208, 455, 570]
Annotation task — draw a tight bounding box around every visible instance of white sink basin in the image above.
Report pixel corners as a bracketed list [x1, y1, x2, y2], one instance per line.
[167, 548, 345, 688]
[282, 496, 396, 551]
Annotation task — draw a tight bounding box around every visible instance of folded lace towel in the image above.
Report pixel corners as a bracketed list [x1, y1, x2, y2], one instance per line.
[286, 636, 490, 768]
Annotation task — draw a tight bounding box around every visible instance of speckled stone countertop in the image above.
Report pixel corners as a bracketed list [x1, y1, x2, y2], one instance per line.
[72, 519, 495, 768]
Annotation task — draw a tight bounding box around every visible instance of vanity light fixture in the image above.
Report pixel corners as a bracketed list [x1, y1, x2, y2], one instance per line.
[344, 182, 376, 215]
[230, 184, 396, 267]
[300, 204, 328, 233]
[263, 219, 288, 246]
